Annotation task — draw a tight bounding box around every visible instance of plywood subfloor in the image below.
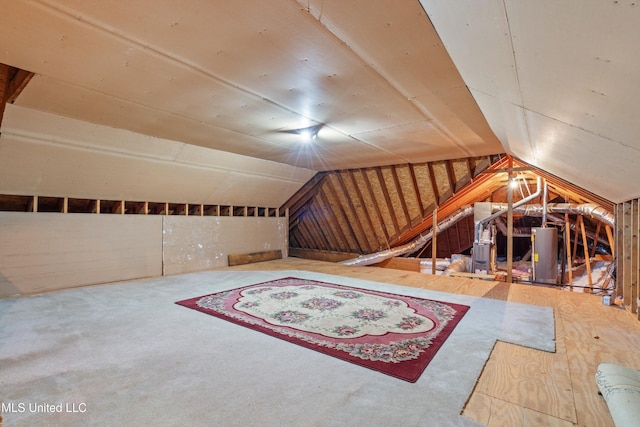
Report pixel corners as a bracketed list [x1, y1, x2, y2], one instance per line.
[220, 257, 640, 426]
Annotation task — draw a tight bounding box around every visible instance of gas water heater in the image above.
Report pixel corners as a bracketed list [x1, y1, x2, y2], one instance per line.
[532, 227, 558, 284]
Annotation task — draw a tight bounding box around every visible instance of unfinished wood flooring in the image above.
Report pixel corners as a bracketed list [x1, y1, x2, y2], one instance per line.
[220, 257, 640, 426]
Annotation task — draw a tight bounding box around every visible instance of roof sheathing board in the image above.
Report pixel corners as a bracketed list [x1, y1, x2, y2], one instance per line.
[423, 0, 640, 202]
[2, 0, 504, 173]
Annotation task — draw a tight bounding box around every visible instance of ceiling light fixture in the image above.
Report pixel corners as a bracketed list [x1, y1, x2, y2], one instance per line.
[296, 124, 322, 142]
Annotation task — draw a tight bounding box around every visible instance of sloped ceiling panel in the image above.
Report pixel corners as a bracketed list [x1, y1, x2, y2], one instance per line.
[0, 0, 503, 173]
[0, 104, 315, 206]
[423, 0, 640, 203]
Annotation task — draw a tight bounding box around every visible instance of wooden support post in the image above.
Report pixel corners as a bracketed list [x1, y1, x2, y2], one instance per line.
[590, 222, 601, 258]
[432, 208, 437, 275]
[120, 201, 125, 215]
[632, 199, 639, 315]
[622, 202, 632, 307]
[33, 195, 38, 213]
[96, 199, 101, 214]
[637, 201, 640, 319]
[605, 225, 615, 255]
[62, 197, 68, 214]
[143, 201, 148, 215]
[565, 213, 573, 287]
[579, 215, 593, 290]
[572, 220, 580, 262]
[200, 204, 204, 216]
[616, 204, 624, 300]
[507, 162, 514, 283]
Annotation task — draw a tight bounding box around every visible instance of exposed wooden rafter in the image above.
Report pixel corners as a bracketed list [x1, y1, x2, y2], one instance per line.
[0, 64, 34, 129]
[409, 164, 425, 217]
[283, 153, 615, 261]
[284, 155, 500, 257]
[391, 166, 412, 230]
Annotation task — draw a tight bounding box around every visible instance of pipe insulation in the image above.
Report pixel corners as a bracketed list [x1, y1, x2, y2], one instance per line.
[443, 255, 469, 275]
[488, 203, 615, 228]
[340, 206, 474, 266]
[494, 214, 610, 246]
[546, 214, 610, 246]
[340, 202, 613, 267]
[475, 177, 542, 242]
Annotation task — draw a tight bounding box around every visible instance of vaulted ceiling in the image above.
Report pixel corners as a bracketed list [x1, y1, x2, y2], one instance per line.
[1, 1, 638, 210]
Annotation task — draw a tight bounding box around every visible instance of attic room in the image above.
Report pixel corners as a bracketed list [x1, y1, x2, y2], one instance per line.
[1, 1, 639, 426]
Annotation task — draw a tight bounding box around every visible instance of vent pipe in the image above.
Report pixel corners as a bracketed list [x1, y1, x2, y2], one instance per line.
[542, 179, 548, 226]
[340, 200, 613, 267]
[487, 203, 614, 228]
[475, 177, 542, 243]
[341, 206, 474, 266]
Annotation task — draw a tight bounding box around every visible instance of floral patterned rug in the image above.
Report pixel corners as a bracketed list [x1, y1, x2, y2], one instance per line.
[176, 277, 469, 382]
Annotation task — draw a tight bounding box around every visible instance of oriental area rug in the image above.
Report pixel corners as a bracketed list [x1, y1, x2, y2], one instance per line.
[176, 277, 469, 382]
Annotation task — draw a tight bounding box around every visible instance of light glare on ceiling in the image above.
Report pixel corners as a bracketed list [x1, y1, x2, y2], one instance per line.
[300, 130, 313, 142]
[297, 125, 320, 142]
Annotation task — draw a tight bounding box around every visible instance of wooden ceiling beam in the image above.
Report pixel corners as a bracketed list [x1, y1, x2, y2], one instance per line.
[297, 219, 319, 250]
[0, 64, 10, 127]
[6, 68, 34, 104]
[466, 158, 474, 183]
[360, 168, 390, 245]
[427, 162, 441, 205]
[0, 64, 34, 128]
[309, 203, 340, 251]
[445, 160, 457, 194]
[391, 165, 412, 233]
[318, 188, 352, 253]
[375, 167, 401, 240]
[347, 169, 381, 250]
[306, 207, 333, 250]
[392, 156, 511, 246]
[282, 172, 327, 225]
[324, 175, 365, 253]
[408, 164, 425, 217]
[336, 171, 374, 253]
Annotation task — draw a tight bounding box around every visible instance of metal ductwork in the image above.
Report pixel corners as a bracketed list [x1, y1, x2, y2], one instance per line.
[494, 214, 611, 246]
[443, 255, 469, 275]
[340, 200, 614, 268]
[475, 177, 542, 242]
[546, 214, 609, 246]
[340, 206, 474, 266]
[487, 203, 614, 228]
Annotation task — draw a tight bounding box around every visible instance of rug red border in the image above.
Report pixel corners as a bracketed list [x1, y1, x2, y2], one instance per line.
[176, 277, 469, 382]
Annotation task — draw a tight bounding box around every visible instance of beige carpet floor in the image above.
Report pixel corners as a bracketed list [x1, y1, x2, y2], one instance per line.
[0, 270, 554, 426]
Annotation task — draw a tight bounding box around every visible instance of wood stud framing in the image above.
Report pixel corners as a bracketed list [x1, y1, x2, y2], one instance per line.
[0, 194, 285, 219]
[614, 198, 640, 319]
[284, 154, 618, 287]
[283, 155, 501, 255]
